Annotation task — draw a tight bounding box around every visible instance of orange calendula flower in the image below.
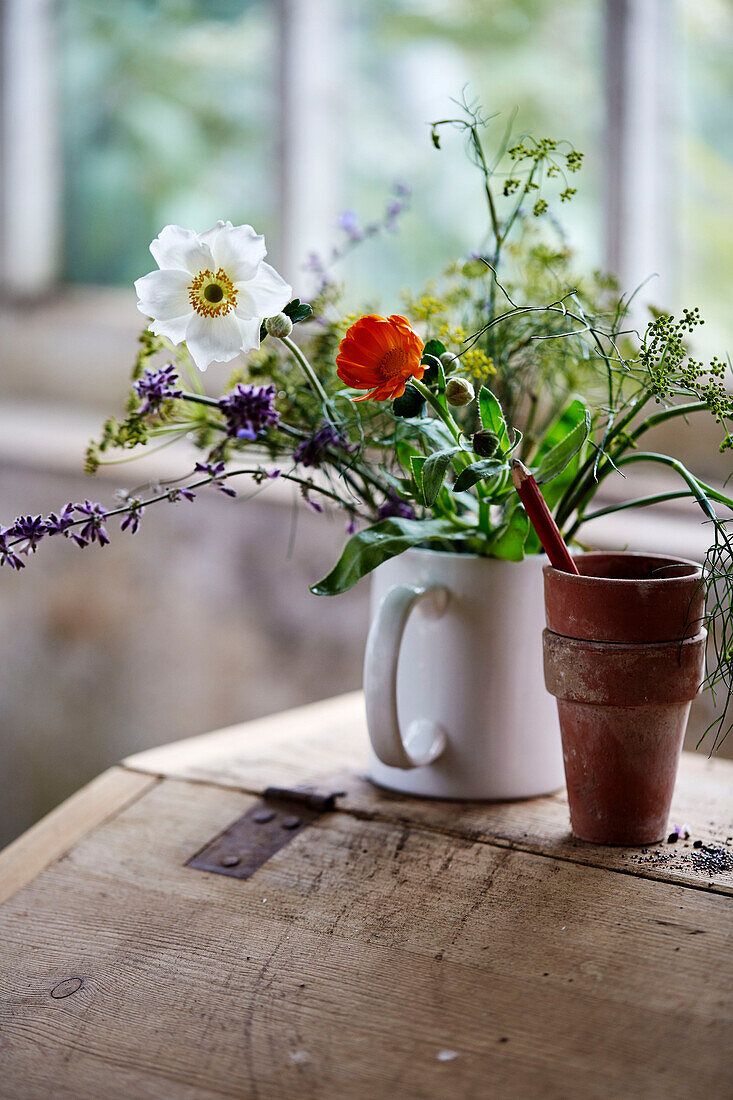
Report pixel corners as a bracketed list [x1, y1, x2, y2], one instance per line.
[336, 314, 425, 402]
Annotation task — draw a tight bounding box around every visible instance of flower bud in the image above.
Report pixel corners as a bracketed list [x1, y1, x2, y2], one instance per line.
[445, 376, 475, 407]
[392, 384, 425, 419]
[472, 429, 500, 458]
[440, 351, 457, 369]
[265, 312, 293, 339]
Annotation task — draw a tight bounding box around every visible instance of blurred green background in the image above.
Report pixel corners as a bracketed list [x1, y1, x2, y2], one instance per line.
[57, 0, 731, 359]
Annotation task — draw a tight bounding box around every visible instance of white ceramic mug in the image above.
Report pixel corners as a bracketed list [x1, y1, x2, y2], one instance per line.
[364, 548, 564, 800]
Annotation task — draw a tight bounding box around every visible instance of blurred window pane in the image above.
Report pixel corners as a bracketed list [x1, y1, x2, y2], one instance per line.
[677, 0, 733, 356]
[334, 0, 604, 304]
[58, 0, 276, 286]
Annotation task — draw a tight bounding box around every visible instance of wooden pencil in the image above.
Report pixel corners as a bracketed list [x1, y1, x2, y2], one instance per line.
[511, 459, 579, 575]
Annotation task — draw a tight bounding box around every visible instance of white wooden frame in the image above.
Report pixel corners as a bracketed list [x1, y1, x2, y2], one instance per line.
[603, 0, 676, 314]
[0, 0, 60, 297]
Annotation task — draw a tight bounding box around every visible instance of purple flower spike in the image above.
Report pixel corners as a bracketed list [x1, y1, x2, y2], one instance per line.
[337, 210, 363, 241]
[167, 486, 197, 503]
[11, 514, 47, 553]
[0, 526, 25, 570]
[293, 422, 354, 468]
[303, 251, 327, 279]
[218, 383, 279, 442]
[120, 500, 144, 534]
[195, 461, 237, 497]
[46, 503, 75, 537]
[377, 493, 416, 521]
[134, 363, 182, 414]
[75, 500, 110, 547]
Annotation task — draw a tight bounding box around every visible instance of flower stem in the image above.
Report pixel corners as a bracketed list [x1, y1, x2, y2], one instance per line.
[410, 378, 463, 444]
[7, 467, 365, 552]
[180, 392, 220, 409]
[281, 335, 336, 418]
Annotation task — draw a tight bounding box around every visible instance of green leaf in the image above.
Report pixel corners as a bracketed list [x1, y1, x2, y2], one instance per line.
[311, 518, 470, 596]
[478, 387, 511, 452]
[453, 459, 509, 494]
[409, 455, 426, 497]
[531, 398, 587, 465]
[534, 410, 591, 485]
[414, 418, 455, 451]
[284, 298, 313, 324]
[396, 439, 422, 475]
[423, 339, 447, 359]
[487, 500, 530, 561]
[380, 471, 414, 495]
[421, 448, 461, 506]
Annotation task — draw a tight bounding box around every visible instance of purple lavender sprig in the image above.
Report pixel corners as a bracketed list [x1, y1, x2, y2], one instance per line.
[293, 422, 354, 469]
[74, 501, 110, 547]
[217, 383, 279, 441]
[304, 183, 412, 290]
[134, 364, 183, 415]
[377, 492, 416, 521]
[119, 499, 145, 534]
[12, 514, 48, 554]
[0, 461, 367, 571]
[46, 503, 75, 537]
[194, 461, 237, 497]
[0, 527, 25, 570]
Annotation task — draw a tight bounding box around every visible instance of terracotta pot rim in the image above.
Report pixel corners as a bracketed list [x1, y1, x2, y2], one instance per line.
[543, 628, 706, 706]
[543, 550, 702, 586]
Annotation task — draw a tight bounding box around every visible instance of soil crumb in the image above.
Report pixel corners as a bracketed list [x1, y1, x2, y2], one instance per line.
[626, 838, 733, 878]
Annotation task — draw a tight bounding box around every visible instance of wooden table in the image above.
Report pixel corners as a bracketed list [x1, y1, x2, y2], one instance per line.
[1, 692, 731, 1099]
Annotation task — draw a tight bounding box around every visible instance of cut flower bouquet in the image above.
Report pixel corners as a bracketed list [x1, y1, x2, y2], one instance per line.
[3, 105, 732, 751]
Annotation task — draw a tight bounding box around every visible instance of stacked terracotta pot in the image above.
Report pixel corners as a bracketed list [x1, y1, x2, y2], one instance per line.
[543, 552, 706, 846]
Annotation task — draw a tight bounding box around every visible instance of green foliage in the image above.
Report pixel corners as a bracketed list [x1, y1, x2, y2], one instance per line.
[453, 459, 508, 494]
[311, 517, 471, 596]
[487, 499, 530, 561]
[421, 448, 462, 506]
[477, 386, 511, 452]
[259, 298, 314, 342]
[533, 409, 590, 484]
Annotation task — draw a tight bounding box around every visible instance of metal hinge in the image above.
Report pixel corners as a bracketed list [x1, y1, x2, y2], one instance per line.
[185, 786, 343, 880]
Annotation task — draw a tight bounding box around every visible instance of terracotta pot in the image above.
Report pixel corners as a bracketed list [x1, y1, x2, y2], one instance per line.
[544, 551, 705, 643]
[543, 552, 706, 845]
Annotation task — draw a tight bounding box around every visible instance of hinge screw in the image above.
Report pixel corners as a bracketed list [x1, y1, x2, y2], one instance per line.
[281, 816, 301, 830]
[220, 854, 240, 867]
[253, 810, 276, 824]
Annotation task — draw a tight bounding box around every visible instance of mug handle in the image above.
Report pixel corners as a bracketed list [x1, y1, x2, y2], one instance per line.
[364, 583, 450, 769]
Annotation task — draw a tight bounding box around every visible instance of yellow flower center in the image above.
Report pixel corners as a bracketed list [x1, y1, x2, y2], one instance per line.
[188, 268, 238, 318]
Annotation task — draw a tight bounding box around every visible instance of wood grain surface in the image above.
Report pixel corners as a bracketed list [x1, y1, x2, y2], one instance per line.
[0, 777, 731, 1099]
[0, 694, 730, 1098]
[0, 766, 155, 906]
[124, 692, 733, 896]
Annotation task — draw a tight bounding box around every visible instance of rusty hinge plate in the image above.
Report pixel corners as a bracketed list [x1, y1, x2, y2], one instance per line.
[186, 786, 342, 880]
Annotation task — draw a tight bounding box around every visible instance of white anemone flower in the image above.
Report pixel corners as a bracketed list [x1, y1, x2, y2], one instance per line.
[134, 222, 292, 371]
